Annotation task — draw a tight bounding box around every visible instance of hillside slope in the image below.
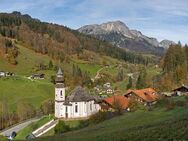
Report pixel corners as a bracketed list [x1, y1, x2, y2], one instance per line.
[33, 106, 188, 141]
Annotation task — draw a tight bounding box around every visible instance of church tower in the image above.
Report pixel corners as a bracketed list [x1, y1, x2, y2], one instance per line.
[55, 68, 65, 118]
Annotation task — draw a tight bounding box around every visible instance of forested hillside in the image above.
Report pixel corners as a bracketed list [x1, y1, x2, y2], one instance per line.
[0, 12, 156, 65]
[155, 43, 188, 91]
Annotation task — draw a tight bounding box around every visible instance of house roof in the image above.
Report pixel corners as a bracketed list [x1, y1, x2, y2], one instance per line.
[173, 85, 188, 91]
[66, 86, 96, 102]
[125, 88, 158, 103]
[103, 95, 129, 109]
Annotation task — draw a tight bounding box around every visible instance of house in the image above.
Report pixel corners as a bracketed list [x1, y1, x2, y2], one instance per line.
[55, 68, 101, 119]
[172, 85, 188, 96]
[31, 73, 45, 79]
[5, 72, 14, 76]
[94, 83, 114, 96]
[101, 95, 129, 111]
[0, 71, 6, 77]
[124, 88, 158, 105]
[0, 71, 14, 77]
[103, 82, 111, 88]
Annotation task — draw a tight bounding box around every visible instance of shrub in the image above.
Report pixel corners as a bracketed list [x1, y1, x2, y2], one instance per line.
[128, 98, 139, 112]
[112, 99, 124, 115]
[89, 111, 107, 124]
[54, 120, 70, 134]
[165, 99, 175, 111]
[77, 120, 90, 129]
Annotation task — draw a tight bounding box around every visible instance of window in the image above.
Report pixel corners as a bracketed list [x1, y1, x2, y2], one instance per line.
[60, 90, 63, 96]
[75, 105, 78, 113]
[66, 106, 68, 113]
[90, 103, 92, 111]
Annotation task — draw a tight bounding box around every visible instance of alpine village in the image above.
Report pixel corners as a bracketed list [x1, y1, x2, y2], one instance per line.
[0, 2, 188, 141]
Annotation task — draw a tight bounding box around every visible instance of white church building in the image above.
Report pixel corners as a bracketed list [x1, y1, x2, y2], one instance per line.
[55, 68, 101, 119]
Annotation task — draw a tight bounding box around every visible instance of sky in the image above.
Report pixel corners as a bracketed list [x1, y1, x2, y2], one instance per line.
[0, 0, 188, 44]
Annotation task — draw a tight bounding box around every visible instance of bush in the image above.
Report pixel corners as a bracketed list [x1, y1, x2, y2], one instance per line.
[165, 99, 175, 111]
[54, 120, 70, 134]
[89, 111, 107, 124]
[77, 120, 90, 129]
[112, 99, 124, 115]
[128, 98, 139, 112]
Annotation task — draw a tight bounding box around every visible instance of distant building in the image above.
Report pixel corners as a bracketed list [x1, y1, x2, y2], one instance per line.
[124, 88, 159, 105]
[172, 85, 188, 96]
[94, 82, 114, 96]
[55, 68, 101, 119]
[0, 71, 6, 77]
[0, 71, 14, 77]
[31, 74, 45, 79]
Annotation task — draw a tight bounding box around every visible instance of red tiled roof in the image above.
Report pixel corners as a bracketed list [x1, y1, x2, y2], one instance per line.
[103, 95, 129, 109]
[125, 88, 158, 102]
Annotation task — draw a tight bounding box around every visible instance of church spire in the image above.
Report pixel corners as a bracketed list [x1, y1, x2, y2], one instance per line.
[55, 67, 64, 84]
[57, 67, 63, 77]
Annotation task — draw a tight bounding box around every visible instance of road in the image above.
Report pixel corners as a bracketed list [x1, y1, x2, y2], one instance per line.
[0, 118, 40, 137]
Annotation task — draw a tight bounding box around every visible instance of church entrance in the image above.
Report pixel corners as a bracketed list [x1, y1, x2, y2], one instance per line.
[65, 106, 68, 118]
[65, 113, 68, 118]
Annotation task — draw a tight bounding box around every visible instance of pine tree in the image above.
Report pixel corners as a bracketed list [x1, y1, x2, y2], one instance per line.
[127, 76, 132, 89]
[136, 69, 147, 89]
[48, 60, 53, 69]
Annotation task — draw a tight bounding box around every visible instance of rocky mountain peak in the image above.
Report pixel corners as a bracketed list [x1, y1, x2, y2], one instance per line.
[78, 20, 175, 52]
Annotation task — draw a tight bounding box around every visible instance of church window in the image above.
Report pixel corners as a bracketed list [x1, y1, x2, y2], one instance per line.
[75, 105, 78, 113]
[90, 103, 92, 111]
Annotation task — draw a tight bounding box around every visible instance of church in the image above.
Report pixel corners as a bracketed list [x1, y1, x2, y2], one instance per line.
[55, 68, 101, 119]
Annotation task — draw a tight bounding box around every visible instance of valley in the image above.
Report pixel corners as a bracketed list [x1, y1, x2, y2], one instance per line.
[0, 10, 187, 141]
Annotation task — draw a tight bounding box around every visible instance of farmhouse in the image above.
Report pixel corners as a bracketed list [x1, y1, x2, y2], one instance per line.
[55, 68, 101, 119]
[0, 71, 6, 77]
[94, 82, 114, 96]
[125, 88, 158, 105]
[0, 71, 14, 77]
[172, 85, 188, 96]
[101, 95, 129, 111]
[31, 73, 45, 79]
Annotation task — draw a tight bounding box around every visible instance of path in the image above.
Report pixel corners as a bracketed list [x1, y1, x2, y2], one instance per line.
[0, 118, 40, 137]
[92, 66, 110, 81]
[32, 120, 58, 137]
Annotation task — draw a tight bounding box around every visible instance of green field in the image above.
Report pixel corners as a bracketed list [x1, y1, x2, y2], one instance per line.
[32, 102, 188, 141]
[0, 76, 54, 111]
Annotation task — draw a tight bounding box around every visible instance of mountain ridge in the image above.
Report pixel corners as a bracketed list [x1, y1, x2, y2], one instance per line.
[78, 21, 176, 54]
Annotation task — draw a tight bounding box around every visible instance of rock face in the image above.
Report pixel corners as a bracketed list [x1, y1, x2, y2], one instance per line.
[78, 21, 175, 55]
[159, 40, 176, 49]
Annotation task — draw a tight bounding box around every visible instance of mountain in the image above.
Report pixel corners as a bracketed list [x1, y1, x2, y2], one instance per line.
[78, 21, 175, 55]
[159, 40, 176, 49]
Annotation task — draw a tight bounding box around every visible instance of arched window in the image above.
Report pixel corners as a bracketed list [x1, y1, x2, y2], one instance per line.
[60, 90, 63, 96]
[75, 105, 78, 113]
[90, 103, 92, 111]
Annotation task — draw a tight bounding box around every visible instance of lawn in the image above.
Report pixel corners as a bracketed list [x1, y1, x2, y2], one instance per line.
[0, 76, 54, 111]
